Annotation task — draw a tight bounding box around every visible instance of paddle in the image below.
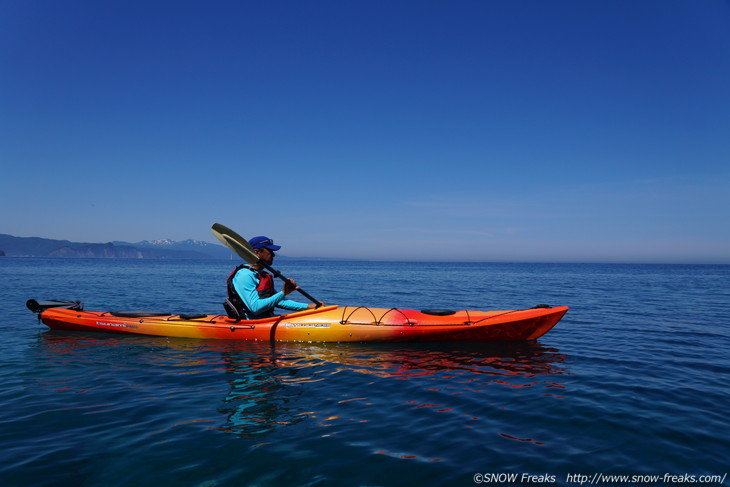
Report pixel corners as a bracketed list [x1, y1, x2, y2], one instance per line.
[211, 223, 322, 307]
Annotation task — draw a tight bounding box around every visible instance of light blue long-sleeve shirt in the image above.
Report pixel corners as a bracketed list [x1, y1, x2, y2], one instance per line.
[232, 267, 308, 319]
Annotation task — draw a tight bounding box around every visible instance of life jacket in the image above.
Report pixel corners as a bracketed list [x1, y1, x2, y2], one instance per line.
[225, 265, 276, 318]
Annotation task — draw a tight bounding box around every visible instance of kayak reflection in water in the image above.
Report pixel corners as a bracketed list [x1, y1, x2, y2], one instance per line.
[226, 236, 323, 320]
[215, 341, 571, 439]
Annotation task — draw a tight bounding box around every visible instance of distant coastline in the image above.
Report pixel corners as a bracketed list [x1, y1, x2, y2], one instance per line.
[0, 234, 229, 259]
[2, 234, 727, 265]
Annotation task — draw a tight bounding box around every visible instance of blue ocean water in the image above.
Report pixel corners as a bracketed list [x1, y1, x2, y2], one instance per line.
[1, 258, 728, 487]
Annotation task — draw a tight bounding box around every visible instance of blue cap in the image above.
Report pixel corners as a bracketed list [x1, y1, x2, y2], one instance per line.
[248, 236, 281, 251]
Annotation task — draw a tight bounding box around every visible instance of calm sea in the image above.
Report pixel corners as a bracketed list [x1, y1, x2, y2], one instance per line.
[1, 258, 728, 487]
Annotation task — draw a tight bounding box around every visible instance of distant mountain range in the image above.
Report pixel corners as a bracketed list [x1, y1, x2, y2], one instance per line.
[0, 234, 232, 259]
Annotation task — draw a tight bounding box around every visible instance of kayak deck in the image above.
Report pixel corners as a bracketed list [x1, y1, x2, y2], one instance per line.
[28, 300, 568, 342]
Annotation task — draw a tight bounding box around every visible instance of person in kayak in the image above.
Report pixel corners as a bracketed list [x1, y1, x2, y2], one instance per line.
[227, 236, 319, 319]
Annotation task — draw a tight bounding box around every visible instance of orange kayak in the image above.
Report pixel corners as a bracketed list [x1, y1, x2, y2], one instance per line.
[27, 299, 568, 342]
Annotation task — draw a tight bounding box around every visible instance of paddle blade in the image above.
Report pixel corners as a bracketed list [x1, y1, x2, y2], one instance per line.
[211, 223, 259, 265]
[212, 223, 253, 250]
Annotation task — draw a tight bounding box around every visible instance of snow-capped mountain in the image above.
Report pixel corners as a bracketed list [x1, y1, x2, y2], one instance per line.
[124, 239, 232, 259]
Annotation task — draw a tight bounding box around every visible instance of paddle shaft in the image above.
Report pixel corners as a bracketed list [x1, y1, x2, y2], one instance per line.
[256, 260, 321, 307]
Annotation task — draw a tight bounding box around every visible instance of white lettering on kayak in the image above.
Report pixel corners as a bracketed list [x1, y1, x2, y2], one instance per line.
[284, 323, 331, 329]
[95, 321, 139, 329]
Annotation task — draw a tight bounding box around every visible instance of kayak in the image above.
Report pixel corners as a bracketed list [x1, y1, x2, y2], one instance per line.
[27, 299, 568, 342]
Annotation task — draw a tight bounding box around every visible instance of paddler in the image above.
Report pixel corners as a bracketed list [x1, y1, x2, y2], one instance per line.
[226, 236, 320, 319]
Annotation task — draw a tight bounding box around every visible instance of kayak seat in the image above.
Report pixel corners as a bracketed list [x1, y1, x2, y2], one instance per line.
[223, 299, 242, 322]
[421, 309, 456, 316]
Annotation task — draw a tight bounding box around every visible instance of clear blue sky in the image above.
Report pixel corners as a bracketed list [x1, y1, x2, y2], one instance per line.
[2, 1, 729, 263]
